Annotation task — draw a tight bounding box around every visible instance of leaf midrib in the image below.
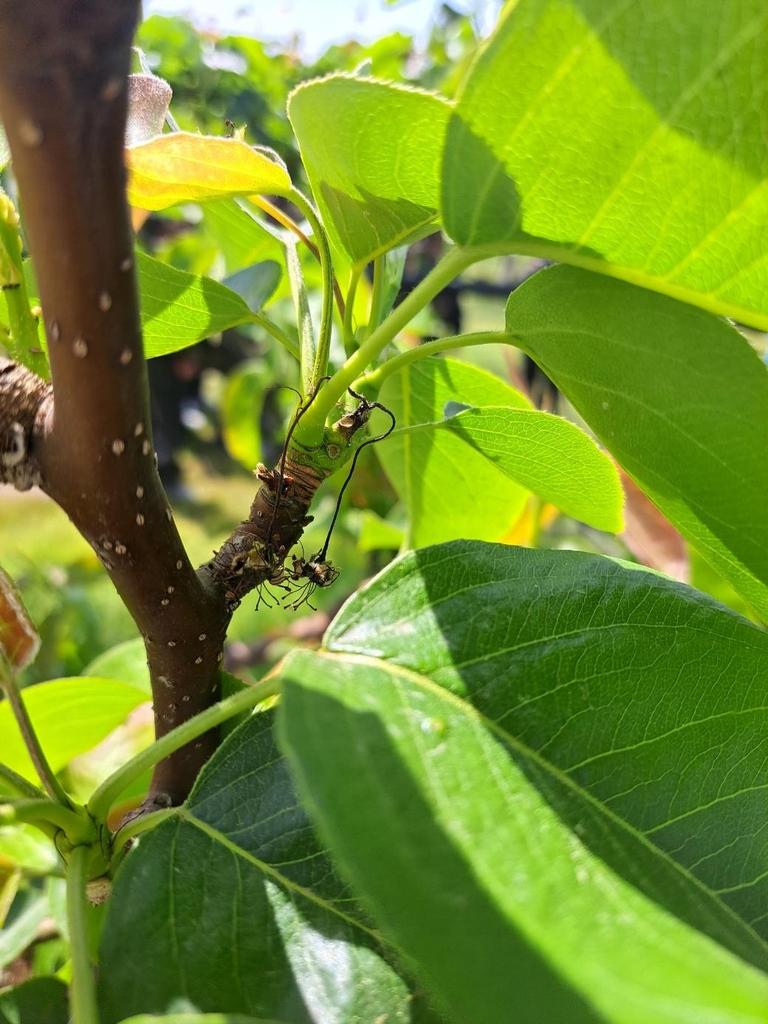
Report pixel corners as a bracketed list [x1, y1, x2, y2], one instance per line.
[174, 806, 384, 945]
[480, 240, 768, 331]
[311, 649, 768, 958]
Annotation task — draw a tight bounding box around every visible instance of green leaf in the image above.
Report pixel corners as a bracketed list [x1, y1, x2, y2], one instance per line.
[137, 252, 255, 358]
[288, 76, 452, 268]
[444, 0, 768, 329]
[377, 358, 531, 546]
[278, 542, 768, 1022]
[127, 133, 291, 210]
[279, 646, 768, 1024]
[84, 638, 150, 692]
[0, 977, 69, 1024]
[507, 265, 768, 620]
[0, 677, 147, 782]
[0, 888, 47, 970]
[0, 824, 59, 875]
[286, 238, 315, 393]
[356, 509, 405, 553]
[98, 709, 411, 1023]
[380, 355, 532, 424]
[396, 406, 624, 534]
[324, 542, 768, 962]
[223, 261, 282, 312]
[202, 201, 284, 277]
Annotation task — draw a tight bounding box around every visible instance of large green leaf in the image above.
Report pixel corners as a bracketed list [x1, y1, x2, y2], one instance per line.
[288, 76, 452, 268]
[278, 542, 768, 1021]
[84, 638, 150, 693]
[23, 250, 258, 363]
[137, 252, 256, 358]
[377, 358, 532, 545]
[98, 709, 412, 1023]
[323, 543, 768, 958]
[507, 265, 768, 620]
[380, 355, 532, 424]
[444, 0, 768, 328]
[0, 977, 68, 1024]
[393, 407, 624, 535]
[0, 677, 147, 782]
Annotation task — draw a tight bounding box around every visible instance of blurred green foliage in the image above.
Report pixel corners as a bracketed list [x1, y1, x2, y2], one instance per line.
[136, 4, 485, 181]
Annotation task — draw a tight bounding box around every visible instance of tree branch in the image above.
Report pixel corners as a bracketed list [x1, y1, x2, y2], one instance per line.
[0, 0, 364, 811]
[0, 0, 228, 807]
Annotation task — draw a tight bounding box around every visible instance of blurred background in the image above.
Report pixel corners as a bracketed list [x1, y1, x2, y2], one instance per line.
[143, 0, 501, 59]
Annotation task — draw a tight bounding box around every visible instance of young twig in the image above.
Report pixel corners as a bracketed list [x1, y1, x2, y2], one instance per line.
[283, 389, 396, 611]
[264, 377, 330, 556]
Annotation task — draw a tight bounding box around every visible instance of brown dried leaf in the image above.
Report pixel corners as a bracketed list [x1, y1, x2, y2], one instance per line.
[0, 567, 39, 671]
[618, 466, 689, 583]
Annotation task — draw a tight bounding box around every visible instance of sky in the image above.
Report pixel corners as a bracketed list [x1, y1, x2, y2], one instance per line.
[142, 0, 496, 59]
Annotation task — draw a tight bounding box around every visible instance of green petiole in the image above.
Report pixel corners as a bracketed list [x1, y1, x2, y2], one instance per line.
[67, 844, 100, 1024]
[293, 245, 478, 445]
[355, 331, 505, 393]
[252, 311, 301, 361]
[0, 798, 96, 843]
[87, 676, 280, 823]
[290, 189, 335, 393]
[0, 659, 74, 810]
[0, 760, 44, 799]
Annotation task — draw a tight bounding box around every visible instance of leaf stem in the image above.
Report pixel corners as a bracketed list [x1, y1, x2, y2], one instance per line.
[0, 761, 44, 799]
[293, 245, 477, 444]
[356, 331, 505, 393]
[0, 661, 73, 809]
[285, 235, 315, 394]
[367, 255, 386, 339]
[343, 266, 362, 357]
[87, 676, 280, 822]
[240, 195, 346, 318]
[290, 189, 335, 391]
[251, 194, 315, 251]
[1, 798, 95, 841]
[252, 310, 300, 361]
[111, 806, 175, 858]
[67, 844, 100, 1024]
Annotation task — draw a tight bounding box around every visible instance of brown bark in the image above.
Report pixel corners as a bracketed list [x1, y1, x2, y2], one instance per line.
[0, 0, 225, 807]
[0, 1, 345, 809]
[202, 455, 330, 608]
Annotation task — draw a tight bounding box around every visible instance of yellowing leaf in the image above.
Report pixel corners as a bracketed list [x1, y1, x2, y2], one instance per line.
[126, 133, 291, 211]
[0, 566, 39, 671]
[502, 498, 559, 546]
